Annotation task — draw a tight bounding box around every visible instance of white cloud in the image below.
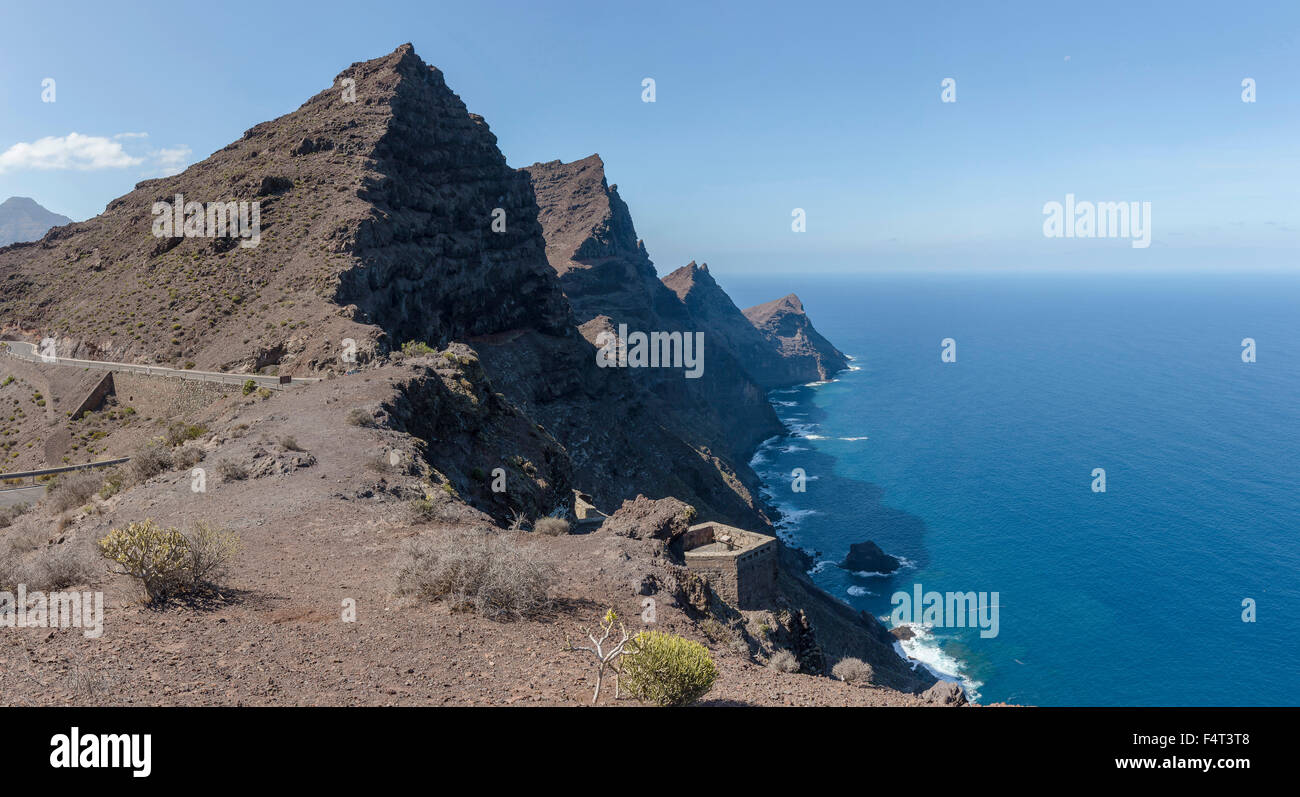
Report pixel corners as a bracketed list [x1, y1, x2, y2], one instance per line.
[150, 146, 192, 177]
[113, 132, 149, 140]
[0, 132, 145, 172]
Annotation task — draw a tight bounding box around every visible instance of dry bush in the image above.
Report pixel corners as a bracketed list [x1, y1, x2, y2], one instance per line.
[278, 435, 305, 452]
[395, 531, 554, 620]
[768, 648, 800, 673]
[831, 657, 875, 685]
[0, 502, 29, 529]
[98, 518, 240, 603]
[129, 442, 173, 484]
[184, 520, 242, 587]
[534, 516, 570, 536]
[44, 470, 104, 513]
[26, 544, 94, 591]
[346, 408, 377, 427]
[165, 421, 208, 447]
[171, 446, 203, 470]
[217, 459, 248, 481]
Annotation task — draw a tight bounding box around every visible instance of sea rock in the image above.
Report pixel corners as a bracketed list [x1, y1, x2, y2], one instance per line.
[840, 540, 901, 574]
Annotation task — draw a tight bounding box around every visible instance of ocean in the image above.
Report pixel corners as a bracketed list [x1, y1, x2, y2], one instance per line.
[725, 273, 1299, 706]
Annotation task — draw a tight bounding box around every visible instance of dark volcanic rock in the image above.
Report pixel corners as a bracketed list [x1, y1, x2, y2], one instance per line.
[662, 261, 820, 388]
[923, 681, 969, 706]
[598, 494, 696, 540]
[743, 294, 849, 381]
[519, 154, 782, 469]
[839, 540, 901, 574]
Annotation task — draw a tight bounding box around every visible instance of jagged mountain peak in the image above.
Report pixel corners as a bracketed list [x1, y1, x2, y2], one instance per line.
[0, 44, 570, 373]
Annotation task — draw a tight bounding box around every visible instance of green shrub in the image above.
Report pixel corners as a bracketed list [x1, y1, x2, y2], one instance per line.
[241, 379, 256, 395]
[621, 631, 718, 706]
[165, 421, 208, 446]
[98, 520, 192, 602]
[401, 340, 436, 357]
[98, 519, 240, 602]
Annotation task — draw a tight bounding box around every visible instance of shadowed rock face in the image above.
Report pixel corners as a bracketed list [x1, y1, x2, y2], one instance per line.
[0, 44, 937, 697]
[0, 197, 72, 247]
[0, 44, 570, 374]
[519, 155, 782, 464]
[662, 261, 834, 388]
[744, 294, 849, 381]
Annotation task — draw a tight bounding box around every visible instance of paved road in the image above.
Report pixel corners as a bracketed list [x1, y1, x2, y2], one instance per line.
[0, 485, 44, 509]
[1, 340, 319, 390]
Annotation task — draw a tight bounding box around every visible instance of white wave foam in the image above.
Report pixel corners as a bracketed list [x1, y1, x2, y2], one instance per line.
[889, 624, 983, 703]
[847, 586, 873, 597]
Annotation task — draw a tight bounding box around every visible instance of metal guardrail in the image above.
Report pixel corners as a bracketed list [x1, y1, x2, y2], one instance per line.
[0, 457, 130, 485]
[0, 341, 321, 390]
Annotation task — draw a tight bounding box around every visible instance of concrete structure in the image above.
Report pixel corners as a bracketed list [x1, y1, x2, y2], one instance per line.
[681, 522, 778, 609]
[572, 490, 607, 531]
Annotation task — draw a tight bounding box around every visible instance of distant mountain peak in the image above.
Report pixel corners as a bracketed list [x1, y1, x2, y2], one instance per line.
[0, 196, 72, 247]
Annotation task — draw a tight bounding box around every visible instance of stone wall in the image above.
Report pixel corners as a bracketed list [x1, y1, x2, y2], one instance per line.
[112, 372, 232, 418]
[682, 522, 778, 609]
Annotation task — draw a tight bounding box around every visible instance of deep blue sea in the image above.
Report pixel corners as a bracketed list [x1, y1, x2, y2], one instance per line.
[724, 273, 1299, 706]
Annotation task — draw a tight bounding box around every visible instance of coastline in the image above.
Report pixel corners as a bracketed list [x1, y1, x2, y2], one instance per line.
[746, 354, 983, 703]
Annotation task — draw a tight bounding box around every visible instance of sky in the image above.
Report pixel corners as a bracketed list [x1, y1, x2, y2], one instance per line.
[0, 0, 1296, 276]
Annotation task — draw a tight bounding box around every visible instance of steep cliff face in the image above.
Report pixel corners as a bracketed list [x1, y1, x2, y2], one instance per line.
[662, 260, 827, 388]
[0, 45, 918, 688]
[519, 155, 782, 464]
[0, 45, 570, 375]
[744, 294, 850, 381]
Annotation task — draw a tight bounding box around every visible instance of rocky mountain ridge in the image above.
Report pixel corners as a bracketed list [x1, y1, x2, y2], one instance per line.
[0, 44, 937, 704]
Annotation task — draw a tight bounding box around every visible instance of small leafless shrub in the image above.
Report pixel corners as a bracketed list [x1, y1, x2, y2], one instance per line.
[395, 531, 554, 620]
[278, 435, 305, 452]
[346, 408, 377, 427]
[172, 446, 203, 469]
[831, 657, 875, 685]
[129, 442, 172, 484]
[44, 470, 103, 513]
[0, 502, 29, 529]
[769, 649, 800, 673]
[534, 516, 570, 536]
[184, 520, 242, 588]
[217, 459, 248, 481]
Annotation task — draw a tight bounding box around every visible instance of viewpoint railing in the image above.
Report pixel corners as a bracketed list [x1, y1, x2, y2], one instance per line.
[0, 341, 321, 391]
[0, 457, 131, 487]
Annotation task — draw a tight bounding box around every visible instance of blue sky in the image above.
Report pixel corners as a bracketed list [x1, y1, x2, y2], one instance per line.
[0, 0, 1296, 275]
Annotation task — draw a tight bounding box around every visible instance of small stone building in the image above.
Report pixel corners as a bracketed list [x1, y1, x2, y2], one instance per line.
[680, 522, 777, 609]
[572, 490, 607, 531]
